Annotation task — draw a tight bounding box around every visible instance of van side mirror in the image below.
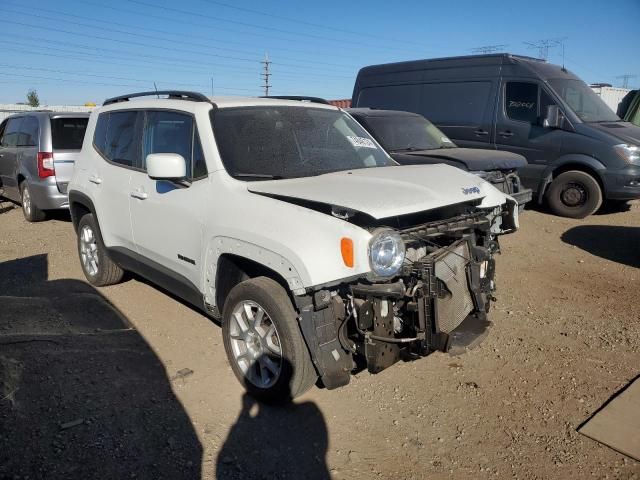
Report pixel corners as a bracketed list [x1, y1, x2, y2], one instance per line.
[146, 153, 191, 187]
[543, 105, 562, 129]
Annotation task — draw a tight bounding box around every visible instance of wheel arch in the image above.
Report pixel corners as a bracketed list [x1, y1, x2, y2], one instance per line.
[68, 191, 96, 233]
[204, 237, 307, 316]
[537, 155, 606, 202]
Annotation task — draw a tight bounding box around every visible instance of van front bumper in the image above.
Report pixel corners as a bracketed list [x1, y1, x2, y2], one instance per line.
[603, 166, 640, 200]
[28, 179, 69, 210]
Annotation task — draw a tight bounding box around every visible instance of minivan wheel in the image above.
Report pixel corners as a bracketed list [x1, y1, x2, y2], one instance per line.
[222, 277, 317, 402]
[546, 170, 603, 219]
[20, 183, 46, 222]
[77, 213, 124, 286]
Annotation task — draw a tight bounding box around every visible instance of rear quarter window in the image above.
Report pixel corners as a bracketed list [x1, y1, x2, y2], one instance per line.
[51, 117, 88, 150]
[94, 111, 140, 168]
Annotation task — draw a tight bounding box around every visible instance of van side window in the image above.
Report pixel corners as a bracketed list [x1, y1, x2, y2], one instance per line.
[142, 111, 194, 175]
[505, 82, 538, 123]
[104, 111, 140, 168]
[1, 118, 23, 147]
[17, 117, 39, 147]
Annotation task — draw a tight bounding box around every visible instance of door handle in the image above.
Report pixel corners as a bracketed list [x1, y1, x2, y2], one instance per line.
[130, 190, 148, 200]
[498, 131, 514, 138]
[88, 175, 102, 185]
[474, 129, 489, 136]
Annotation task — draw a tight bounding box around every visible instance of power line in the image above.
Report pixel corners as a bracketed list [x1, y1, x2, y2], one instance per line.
[2, 0, 377, 64]
[195, 0, 439, 49]
[0, 6, 358, 71]
[616, 74, 637, 89]
[125, 0, 420, 54]
[261, 53, 272, 97]
[471, 44, 508, 54]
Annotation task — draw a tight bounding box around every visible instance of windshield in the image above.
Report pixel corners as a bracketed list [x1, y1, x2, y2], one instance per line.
[363, 114, 457, 151]
[211, 106, 395, 180]
[548, 78, 620, 123]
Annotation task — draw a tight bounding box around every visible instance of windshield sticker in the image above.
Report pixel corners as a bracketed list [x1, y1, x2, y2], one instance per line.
[509, 101, 535, 109]
[347, 136, 378, 149]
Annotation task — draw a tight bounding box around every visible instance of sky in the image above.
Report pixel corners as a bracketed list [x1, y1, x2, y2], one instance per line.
[0, 0, 638, 105]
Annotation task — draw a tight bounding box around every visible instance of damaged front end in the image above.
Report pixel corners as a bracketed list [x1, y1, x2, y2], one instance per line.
[295, 201, 516, 390]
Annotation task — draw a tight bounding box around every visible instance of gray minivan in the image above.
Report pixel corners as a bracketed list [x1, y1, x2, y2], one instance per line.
[0, 112, 89, 221]
[352, 54, 640, 218]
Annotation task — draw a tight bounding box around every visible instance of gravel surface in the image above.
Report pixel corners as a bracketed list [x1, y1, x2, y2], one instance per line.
[0, 200, 639, 479]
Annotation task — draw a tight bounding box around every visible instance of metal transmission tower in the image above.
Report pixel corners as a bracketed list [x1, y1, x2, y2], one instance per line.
[523, 38, 566, 60]
[261, 52, 272, 97]
[616, 74, 637, 89]
[471, 44, 508, 54]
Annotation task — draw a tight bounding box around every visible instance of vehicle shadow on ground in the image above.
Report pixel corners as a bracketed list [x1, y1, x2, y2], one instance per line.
[0, 255, 202, 479]
[561, 225, 640, 268]
[217, 361, 330, 480]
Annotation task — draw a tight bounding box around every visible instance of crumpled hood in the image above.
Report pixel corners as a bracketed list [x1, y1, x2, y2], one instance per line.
[391, 148, 527, 171]
[246, 164, 511, 220]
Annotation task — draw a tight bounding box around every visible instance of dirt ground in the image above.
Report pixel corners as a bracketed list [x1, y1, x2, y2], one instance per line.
[1, 199, 639, 480]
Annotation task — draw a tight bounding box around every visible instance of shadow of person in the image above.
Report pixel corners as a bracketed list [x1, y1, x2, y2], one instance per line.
[0, 255, 202, 479]
[561, 225, 640, 268]
[216, 361, 330, 480]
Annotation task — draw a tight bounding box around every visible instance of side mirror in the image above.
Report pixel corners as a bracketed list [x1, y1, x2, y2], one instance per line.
[146, 153, 190, 187]
[543, 105, 562, 129]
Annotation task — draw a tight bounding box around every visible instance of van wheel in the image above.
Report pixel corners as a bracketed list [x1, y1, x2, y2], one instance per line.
[21, 183, 46, 222]
[222, 277, 317, 402]
[546, 170, 603, 218]
[77, 213, 124, 286]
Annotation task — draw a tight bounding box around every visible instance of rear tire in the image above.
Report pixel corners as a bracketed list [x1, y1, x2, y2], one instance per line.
[77, 213, 124, 286]
[546, 170, 603, 219]
[20, 182, 46, 222]
[222, 276, 317, 402]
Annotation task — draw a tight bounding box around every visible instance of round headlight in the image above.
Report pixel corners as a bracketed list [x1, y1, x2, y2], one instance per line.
[368, 229, 405, 277]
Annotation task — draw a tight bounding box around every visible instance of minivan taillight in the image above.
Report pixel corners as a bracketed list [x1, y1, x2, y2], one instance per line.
[37, 152, 55, 178]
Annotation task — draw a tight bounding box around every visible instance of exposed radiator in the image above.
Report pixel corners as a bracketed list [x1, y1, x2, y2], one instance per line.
[434, 241, 474, 333]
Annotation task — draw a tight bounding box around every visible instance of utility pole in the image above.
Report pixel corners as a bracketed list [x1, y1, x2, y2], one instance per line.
[616, 74, 637, 89]
[261, 52, 272, 97]
[471, 44, 508, 54]
[523, 37, 567, 61]
[211, 77, 214, 97]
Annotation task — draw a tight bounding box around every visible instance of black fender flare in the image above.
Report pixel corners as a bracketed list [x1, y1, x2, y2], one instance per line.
[536, 155, 607, 203]
[68, 191, 97, 232]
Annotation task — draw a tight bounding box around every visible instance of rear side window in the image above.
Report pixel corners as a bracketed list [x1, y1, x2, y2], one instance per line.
[142, 110, 207, 179]
[94, 111, 140, 168]
[51, 117, 88, 150]
[17, 116, 39, 147]
[357, 81, 493, 125]
[505, 82, 538, 123]
[357, 84, 422, 113]
[0, 118, 23, 147]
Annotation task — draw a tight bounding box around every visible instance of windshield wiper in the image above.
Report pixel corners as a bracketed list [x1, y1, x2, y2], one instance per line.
[390, 147, 429, 153]
[233, 173, 284, 180]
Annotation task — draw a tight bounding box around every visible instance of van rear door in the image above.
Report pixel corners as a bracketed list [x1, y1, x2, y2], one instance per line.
[50, 116, 88, 194]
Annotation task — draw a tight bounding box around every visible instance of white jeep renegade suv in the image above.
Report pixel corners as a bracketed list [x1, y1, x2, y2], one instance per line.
[68, 91, 518, 401]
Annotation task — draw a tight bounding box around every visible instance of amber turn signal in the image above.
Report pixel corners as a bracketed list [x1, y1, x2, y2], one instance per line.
[341, 237, 354, 268]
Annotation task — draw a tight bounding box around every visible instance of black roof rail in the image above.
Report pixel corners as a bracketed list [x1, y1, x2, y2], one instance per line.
[261, 95, 330, 105]
[103, 90, 210, 106]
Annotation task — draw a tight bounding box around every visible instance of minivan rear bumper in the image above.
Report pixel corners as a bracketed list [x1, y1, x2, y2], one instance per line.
[28, 178, 69, 210]
[602, 166, 640, 200]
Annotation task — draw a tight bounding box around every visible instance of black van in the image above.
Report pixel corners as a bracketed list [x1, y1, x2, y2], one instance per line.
[352, 54, 640, 218]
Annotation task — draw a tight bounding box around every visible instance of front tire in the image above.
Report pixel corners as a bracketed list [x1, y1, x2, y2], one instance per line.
[546, 170, 603, 218]
[222, 277, 317, 402]
[21, 182, 46, 222]
[77, 213, 124, 286]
